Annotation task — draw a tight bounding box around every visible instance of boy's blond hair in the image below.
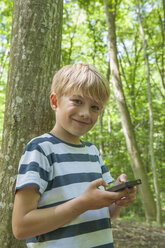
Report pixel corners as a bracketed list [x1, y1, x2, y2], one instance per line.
[51, 63, 110, 106]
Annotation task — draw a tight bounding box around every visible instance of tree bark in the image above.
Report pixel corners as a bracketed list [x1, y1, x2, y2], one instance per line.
[136, 1, 162, 225]
[104, 0, 156, 221]
[0, 0, 63, 247]
[99, 110, 105, 154]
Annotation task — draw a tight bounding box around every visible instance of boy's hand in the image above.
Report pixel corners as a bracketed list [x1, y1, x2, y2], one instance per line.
[114, 174, 137, 207]
[80, 178, 129, 211]
[115, 186, 137, 207]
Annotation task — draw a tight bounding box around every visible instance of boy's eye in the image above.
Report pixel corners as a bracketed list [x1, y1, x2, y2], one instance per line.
[91, 105, 100, 111]
[72, 99, 82, 105]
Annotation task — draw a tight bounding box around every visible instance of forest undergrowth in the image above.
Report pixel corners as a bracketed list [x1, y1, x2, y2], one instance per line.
[112, 219, 165, 248]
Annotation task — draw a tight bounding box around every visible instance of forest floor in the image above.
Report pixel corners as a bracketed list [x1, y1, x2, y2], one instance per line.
[112, 219, 165, 248]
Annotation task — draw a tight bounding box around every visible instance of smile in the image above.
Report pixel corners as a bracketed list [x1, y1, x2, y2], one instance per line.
[73, 119, 90, 125]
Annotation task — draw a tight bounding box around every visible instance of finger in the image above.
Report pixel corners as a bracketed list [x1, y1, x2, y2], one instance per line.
[127, 186, 137, 194]
[115, 198, 133, 207]
[122, 189, 136, 199]
[92, 178, 108, 189]
[107, 188, 129, 201]
[115, 193, 136, 206]
[132, 186, 137, 192]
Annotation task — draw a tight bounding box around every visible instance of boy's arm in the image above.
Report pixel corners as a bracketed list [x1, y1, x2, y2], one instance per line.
[12, 185, 86, 240]
[12, 179, 129, 240]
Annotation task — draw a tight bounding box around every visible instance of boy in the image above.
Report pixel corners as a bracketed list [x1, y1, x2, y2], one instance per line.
[12, 63, 136, 248]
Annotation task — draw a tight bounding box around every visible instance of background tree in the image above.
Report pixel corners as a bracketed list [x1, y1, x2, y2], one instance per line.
[104, 0, 156, 221]
[136, 0, 162, 225]
[0, 0, 63, 247]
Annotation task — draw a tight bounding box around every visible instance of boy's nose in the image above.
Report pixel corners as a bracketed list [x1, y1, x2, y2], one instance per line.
[79, 107, 90, 118]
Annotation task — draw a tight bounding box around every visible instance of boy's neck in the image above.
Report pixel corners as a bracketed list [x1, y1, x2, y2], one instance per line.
[50, 128, 82, 145]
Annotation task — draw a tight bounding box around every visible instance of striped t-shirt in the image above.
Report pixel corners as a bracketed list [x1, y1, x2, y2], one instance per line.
[16, 133, 114, 248]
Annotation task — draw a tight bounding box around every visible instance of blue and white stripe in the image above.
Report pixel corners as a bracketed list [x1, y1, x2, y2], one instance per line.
[16, 133, 114, 248]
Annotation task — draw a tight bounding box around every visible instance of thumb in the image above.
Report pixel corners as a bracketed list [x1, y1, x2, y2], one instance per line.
[119, 173, 127, 183]
[116, 174, 127, 184]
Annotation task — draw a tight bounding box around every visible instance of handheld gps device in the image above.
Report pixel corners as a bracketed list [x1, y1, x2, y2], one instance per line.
[107, 179, 142, 192]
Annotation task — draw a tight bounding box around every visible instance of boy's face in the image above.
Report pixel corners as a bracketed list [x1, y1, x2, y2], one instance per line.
[52, 93, 102, 144]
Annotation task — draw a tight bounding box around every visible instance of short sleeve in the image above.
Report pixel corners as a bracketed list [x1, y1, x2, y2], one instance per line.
[15, 139, 50, 195]
[99, 154, 114, 184]
[91, 144, 114, 184]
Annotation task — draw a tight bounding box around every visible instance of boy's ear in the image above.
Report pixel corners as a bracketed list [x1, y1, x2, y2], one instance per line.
[50, 93, 57, 111]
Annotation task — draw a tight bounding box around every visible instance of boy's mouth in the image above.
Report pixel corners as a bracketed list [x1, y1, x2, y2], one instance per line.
[72, 118, 90, 125]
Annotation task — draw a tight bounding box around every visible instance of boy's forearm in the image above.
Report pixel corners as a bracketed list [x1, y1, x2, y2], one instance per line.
[109, 203, 121, 221]
[13, 195, 86, 240]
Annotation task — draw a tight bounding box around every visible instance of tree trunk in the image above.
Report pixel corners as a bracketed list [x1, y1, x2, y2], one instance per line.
[104, 0, 156, 221]
[162, 0, 165, 88]
[0, 0, 63, 247]
[136, 2, 162, 225]
[99, 110, 105, 154]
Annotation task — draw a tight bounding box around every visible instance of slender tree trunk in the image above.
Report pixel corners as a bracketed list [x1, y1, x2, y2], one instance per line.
[0, 48, 9, 80]
[0, 0, 63, 247]
[158, 2, 165, 91]
[67, 13, 79, 64]
[136, 2, 162, 225]
[162, 0, 165, 76]
[99, 110, 105, 154]
[104, 0, 156, 221]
